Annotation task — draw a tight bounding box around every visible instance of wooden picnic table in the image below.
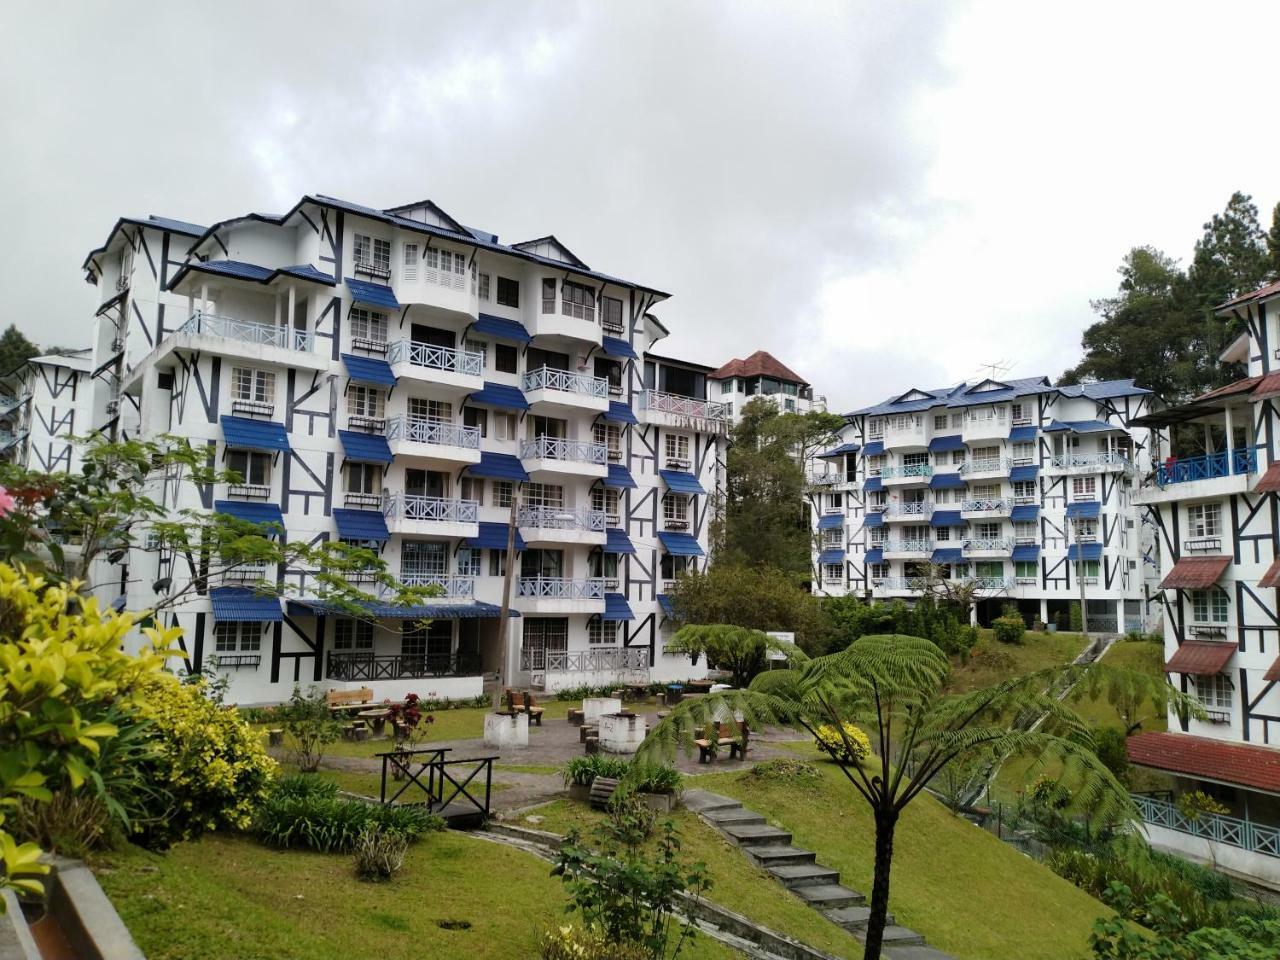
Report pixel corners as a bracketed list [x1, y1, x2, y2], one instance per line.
[358, 707, 391, 736]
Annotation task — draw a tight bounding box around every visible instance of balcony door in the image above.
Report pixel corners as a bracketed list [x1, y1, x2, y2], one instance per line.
[402, 620, 452, 672]
[402, 540, 447, 578]
[528, 347, 570, 372]
[405, 469, 448, 500]
[521, 549, 564, 580]
[532, 416, 566, 440]
[411, 323, 455, 349]
[522, 618, 568, 670]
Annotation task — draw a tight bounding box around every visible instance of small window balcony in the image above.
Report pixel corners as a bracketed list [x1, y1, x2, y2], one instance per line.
[343, 492, 382, 510]
[1184, 536, 1223, 554]
[230, 398, 275, 419]
[350, 336, 388, 355]
[353, 259, 393, 282]
[347, 414, 386, 433]
[227, 484, 271, 500]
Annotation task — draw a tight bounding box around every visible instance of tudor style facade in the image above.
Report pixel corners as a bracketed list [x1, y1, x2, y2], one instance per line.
[807, 376, 1157, 629]
[78, 196, 724, 703]
[707, 350, 822, 424]
[1, 350, 94, 472]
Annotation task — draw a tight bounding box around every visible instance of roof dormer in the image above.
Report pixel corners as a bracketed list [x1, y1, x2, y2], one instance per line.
[510, 235, 589, 270]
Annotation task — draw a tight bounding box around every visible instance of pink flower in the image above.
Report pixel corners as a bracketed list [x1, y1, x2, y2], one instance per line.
[0, 486, 15, 518]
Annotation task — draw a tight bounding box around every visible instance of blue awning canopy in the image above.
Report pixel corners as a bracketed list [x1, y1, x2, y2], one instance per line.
[863, 512, 885, 528]
[339, 429, 393, 464]
[221, 415, 290, 453]
[465, 522, 527, 551]
[604, 401, 638, 425]
[1068, 543, 1104, 562]
[819, 549, 845, 564]
[1008, 425, 1038, 442]
[604, 528, 636, 554]
[1045, 419, 1119, 434]
[930, 473, 965, 490]
[1010, 504, 1039, 522]
[467, 451, 530, 482]
[467, 382, 529, 411]
[600, 336, 637, 360]
[473, 313, 531, 343]
[1011, 544, 1040, 562]
[1065, 501, 1101, 520]
[818, 513, 845, 530]
[341, 353, 397, 387]
[818, 442, 860, 458]
[864, 476, 884, 492]
[215, 500, 284, 533]
[928, 435, 965, 452]
[1009, 465, 1039, 482]
[333, 508, 389, 542]
[932, 548, 964, 564]
[604, 464, 636, 489]
[930, 510, 963, 527]
[660, 470, 705, 495]
[286, 598, 517, 619]
[863, 548, 883, 564]
[863, 441, 885, 456]
[346, 279, 400, 310]
[659, 532, 705, 557]
[658, 594, 676, 618]
[211, 586, 282, 622]
[602, 593, 635, 621]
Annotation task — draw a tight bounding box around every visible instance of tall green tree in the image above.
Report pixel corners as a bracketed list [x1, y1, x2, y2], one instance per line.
[0, 325, 39, 378]
[665, 562, 827, 653]
[663, 624, 808, 687]
[1187, 191, 1270, 315]
[1266, 201, 1280, 281]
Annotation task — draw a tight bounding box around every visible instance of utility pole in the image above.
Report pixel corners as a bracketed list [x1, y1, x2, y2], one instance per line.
[492, 490, 520, 710]
[1072, 513, 1091, 651]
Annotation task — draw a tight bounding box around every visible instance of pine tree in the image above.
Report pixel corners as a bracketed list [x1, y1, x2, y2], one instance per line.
[0, 325, 39, 377]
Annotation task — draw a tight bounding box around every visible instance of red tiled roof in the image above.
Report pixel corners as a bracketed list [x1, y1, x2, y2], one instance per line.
[710, 351, 808, 387]
[1159, 555, 1231, 590]
[1255, 464, 1280, 493]
[1219, 278, 1280, 310]
[1163, 640, 1236, 676]
[1253, 371, 1280, 402]
[1191, 375, 1262, 403]
[1260, 556, 1280, 589]
[1127, 731, 1280, 794]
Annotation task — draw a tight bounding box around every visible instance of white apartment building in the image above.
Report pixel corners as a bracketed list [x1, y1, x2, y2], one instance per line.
[708, 350, 822, 423]
[808, 376, 1157, 631]
[1, 350, 94, 472]
[78, 196, 723, 704]
[1126, 280, 1280, 888]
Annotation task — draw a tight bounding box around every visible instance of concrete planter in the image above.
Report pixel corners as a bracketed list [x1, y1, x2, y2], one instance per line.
[582, 697, 623, 725]
[639, 791, 676, 813]
[599, 712, 646, 754]
[483, 710, 529, 749]
[0, 856, 145, 960]
[568, 782, 591, 802]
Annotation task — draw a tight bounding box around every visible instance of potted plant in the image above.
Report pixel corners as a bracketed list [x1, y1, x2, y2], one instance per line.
[562, 756, 597, 802]
[626, 762, 684, 813]
[385, 693, 434, 781]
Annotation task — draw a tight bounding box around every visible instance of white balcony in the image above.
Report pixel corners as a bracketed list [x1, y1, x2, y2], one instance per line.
[1048, 452, 1135, 475]
[873, 576, 927, 593]
[639, 390, 731, 430]
[517, 505, 608, 545]
[520, 436, 608, 479]
[530, 302, 604, 344]
[883, 422, 927, 449]
[959, 457, 1012, 479]
[882, 501, 934, 521]
[966, 576, 1017, 591]
[962, 537, 1014, 557]
[880, 464, 933, 485]
[807, 472, 844, 486]
[382, 493, 479, 539]
[881, 538, 934, 558]
[385, 415, 481, 465]
[158, 312, 327, 372]
[396, 573, 475, 601]
[521, 366, 609, 412]
[961, 413, 1009, 442]
[961, 497, 1012, 518]
[516, 576, 607, 613]
[387, 339, 484, 391]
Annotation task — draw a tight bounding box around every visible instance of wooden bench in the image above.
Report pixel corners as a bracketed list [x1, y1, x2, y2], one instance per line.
[503, 690, 545, 726]
[326, 687, 374, 714]
[694, 721, 749, 763]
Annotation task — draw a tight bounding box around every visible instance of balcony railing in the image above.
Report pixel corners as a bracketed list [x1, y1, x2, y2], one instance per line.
[966, 576, 1017, 590]
[520, 436, 607, 464]
[1050, 452, 1134, 472]
[640, 390, 731, 422]
[517, 577, 606, 600]
[382, 492, 479, 524]
[387, 339, 484, 377]
[963, 538, 1014, 553]
[520, 647, 649, 673]
[962, 497, 1010, 513]
[517, 505, 607, 531]
[385, 415, 481, 450]
[1156, 448, 1257, 486]
[881, 539, 934, 554]
[959, 457, 1011, 475]
[1135, 793, 1280, 858]
[397, 573, 475, 598]
[807, 472, 843, 486]
[521, 365, 608, 398]
[327, 651, 480, 681]
[180, 312, 313, 351]
[880, 464, 933, 480]
[883, 501, 934, 519]
[873, 576, 929, 590]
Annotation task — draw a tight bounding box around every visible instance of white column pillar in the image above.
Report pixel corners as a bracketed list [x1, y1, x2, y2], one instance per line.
[274, 293, 281, 328]
[1039, 598, 1049, 625]
[200, 283, 209, 317]
[1224, 406, 1236, 472]
[287, 286, 297, 331]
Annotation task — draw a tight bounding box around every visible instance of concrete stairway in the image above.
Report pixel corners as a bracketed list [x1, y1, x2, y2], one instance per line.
[684, 790, 954, 959]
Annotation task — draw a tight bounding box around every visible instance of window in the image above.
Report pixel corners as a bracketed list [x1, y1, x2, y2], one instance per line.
[664, 434, 691, 463]
[935, 527, 951, 541]
[1187, 504, 1221, 538]
[493, 481, 513, 508]
[1014, 521, 1036, 543]
[231, 367, 275, 411]
[541, 278, 557, 314]
[525, 483, 564, 509]
[1074, 559, 1101, 580]
[971, 483, 999, 498]
[1012, 480, 1036, 502]
[488, 551, 508, 577]
[522, 618, 568, 666]
[975, 561, 1003, 578]
[333, 618, 374, 650]
[1012, 442, 1034, 463]
[951, 450, 966, 465]
[226, 449, 271, 488]
[349, 308, 388, 345]
[1072, 476, 1096, 500]
[477, 273, 491, 301]
[1015, 560, 1037, 581]
[720, 380, 734, 395]
[402, 540, 447, 578]
[402, 243, 419, 281]
[494, 343, 518, 374]
[346, 462, 381, 494]
[933, 415, 947, 430]
[463, 407, 488, 437]
[590, 552, 619, 581]
[593, 423, 622, 459]
[214, 621, 261, 653]
[870, 563, 889, 580]
[824, 563, 843, 581]
[452, 548, 478, 577]
[465, 339, 487, 369]
[591, 487, 620, 522]
[662, 494, 689, 527]
[827, 493, 843, 510]
[1011, 402, 1026, 423]
[415, 399, 452, 422]
[424, 247, 466, 289]
[975, 522, 1001, 539]
[1197, 673, 1233, 713]
[348, 385, 385, 422]
[460, 477, 484, 505]
[950, 413, 963, 428]
[493, 411, 518, 441]
[560, 280, 596, 321]
[496, 276, 520, 307]
[588, 619, 619, 645]
[601, 295, 624, 334]
[1074, 518, 1098, 541]
[822, 528, 842, 546]
[1191, 589, 1228, 624]
[354, 234, 391, 275]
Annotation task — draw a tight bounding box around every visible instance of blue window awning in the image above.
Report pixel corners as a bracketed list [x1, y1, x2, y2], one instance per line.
[339, 429, 393, 464]
[1010, 504, 1039, 522]
[211, 587, 282, 623]
[930, 510, 963, 527]
[467, 382, 529, 412]
[928, 435, 965, 453]
[221, 415, 290, 453]
[864, 476, 884, 492]
[341, 353, 396, 387]
[863, 441, 885, 456]
[333, 508, 389, 542]
[658, 594, 676, 618]
[474, 313, 531, 343]
[346, 279, 400, 310]
[659, 532, 705, 557]
[818, 442, 860, 458]
[600, 336, 637, 360]
[818, 513, 845, 530]
[864, 548, 883, 564]
[286, 598, 517, 620]
[465, 522, 527, 551]
[604, 401, 638, 425]
[604, 528, 636, 554]
[1046, 419, 1118, 434]
[604, 464, 637, 489]
[819, 549, 845, 564]
[1012, 544, 1040, 562]
[932, 548, 964, 564]
[215, 500, 284, 533]
[660, 470, 705, 495]
[863, 512, 885, 528]
[602, 593, 635, 621]
[1068, 543, 1104, 562]
[1008, 425, 1038, 442]
[1009, 465, 1039, 483]
[1065, 501, 1101, 520]
[930, 472, 965, 490]
[466, 451, 530, 482]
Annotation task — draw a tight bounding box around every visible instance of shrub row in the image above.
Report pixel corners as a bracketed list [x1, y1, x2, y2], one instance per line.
[561, 755, 684, 795]
[255, 775, 443, 852]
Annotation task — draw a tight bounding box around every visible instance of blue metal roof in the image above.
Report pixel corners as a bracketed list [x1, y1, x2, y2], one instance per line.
[465, 522, 527, 551]
[1065, 501, 1101, 520]
[211, 587, 282, 623]
[215, 500, 284, 531]
[604, 464, 637, 489]
[473, 313, 531, 343]
[819, 549, 845, 564]
[818, 442, 860, 458]
[600, 336, 637, 360]
[864, 476, 884, 492]
[1010, 504, 1040, 522]
[333, 508, 390, 542]
[468, 382, 529, 411]
[286, 598, 517, 619]
[1059, 379, 1150, 400]
[659, 532, 705, 557]
[863, 441, 885, 456]
[346, 279, 400, 310]
[928, 435, 965, 452]
[342, 353, 397, 387]
[1009, 465, 1039, 483]
[338, 429, 393, 464]
[818, 513, 845, 530]
[602, 593, 635, 621]
[929, 473, 965, 490]
[845, 375, 1148, 418]
[658, 595, 676, 618]
[1067, 543, 1104, 562]
[932, 548, 964, 564]
[604, 401, 638, 425]
[604, 528, 636, 554]
[930, 510, 963, 527]
[467, 451, 530, 482]
[221, 415, 290, 452]
[660, 470, 705, 495]
[863, 512, 885, 528]
[1044, 419, 1120, 434]
[1011, 544, 1040, 562]
[1008, 425, 1038, 442]
[863, 548, 883, 564]
[170, 260, 336, 289]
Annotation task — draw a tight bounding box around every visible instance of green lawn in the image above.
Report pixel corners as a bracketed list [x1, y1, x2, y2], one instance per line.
[947, 630, 1090, 694]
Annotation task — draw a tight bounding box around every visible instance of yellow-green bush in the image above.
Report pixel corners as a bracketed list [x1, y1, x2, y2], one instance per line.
[814, 722, 871, 763]
[538, 925, 649, 960]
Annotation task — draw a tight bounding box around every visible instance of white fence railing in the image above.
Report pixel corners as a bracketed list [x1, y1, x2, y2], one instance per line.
[880, 464, 933, 480]
[874, 577, 928, 590]
[1050, 452, 1135, 473]
[962, 497, 1010, 513]
[963, 537, 1014, 552]
[966, 576, 1017, 590]
[397, 573, 475, 598]
[520, 436, 607, 464]
[882, 539, 934, 554]
[640, 390, 731, 421]
[517, 505, 607, 531]
[884, 501, 934, 519]
[521, 365, 608, 398]
[181, 312, 313, 351]
[382, 493, 479, 524]
[387, 339, 484, 377]
[959, 457, 1011, 475]
[1135, 793, 1280, 858]
[517, 577, 606, 600]
[521, 647, 649, 673]
[385, 415, 481, 449]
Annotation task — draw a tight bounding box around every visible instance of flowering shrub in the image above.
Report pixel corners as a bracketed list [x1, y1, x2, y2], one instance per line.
[538, 925, 649, 960]
[814, 722, 871, 764]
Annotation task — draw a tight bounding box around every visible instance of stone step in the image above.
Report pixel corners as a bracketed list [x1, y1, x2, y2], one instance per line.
[882, 943, 955, 960]
[722, 822, 792, 847]
[767, 862, 841, 889]
[824, 904, 892, 930]
[703, 807, 766, 827]
[741, 844, 817, 867]
[795, 883, 864, 910]
[856, 925, 928, 947]
[681, 790, 741, 814]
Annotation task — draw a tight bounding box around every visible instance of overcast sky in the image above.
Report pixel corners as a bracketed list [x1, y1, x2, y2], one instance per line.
[2, 1, 1277, 412]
